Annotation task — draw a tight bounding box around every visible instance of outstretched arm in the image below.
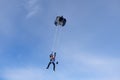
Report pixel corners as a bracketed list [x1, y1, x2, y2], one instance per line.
[54, 52, 56, 58]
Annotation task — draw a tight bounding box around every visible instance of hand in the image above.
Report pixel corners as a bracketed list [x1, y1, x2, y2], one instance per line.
[54, 52, 56, 55]
[56, 61, 58, 64]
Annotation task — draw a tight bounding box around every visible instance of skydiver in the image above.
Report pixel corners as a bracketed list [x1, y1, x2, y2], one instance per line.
[46, 52, 57, 71]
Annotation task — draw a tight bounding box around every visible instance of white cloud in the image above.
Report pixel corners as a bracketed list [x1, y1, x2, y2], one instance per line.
[3, 67, 44, 80]
[2, 67, 72, 80]
[25, 0, 42, 18]
[63, 47, 120, 71]
[58, 44, 120, 79]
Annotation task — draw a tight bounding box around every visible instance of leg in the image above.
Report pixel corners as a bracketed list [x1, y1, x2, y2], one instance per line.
[52, 62, 55, 71]
[46, 62, 51, 69]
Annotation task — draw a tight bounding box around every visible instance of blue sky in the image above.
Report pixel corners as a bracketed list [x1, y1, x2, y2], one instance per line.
[0, 0, 120, 80]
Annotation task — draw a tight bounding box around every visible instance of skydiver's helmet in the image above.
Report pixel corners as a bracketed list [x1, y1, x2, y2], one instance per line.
[54, 16, 66, 26]
[49, 53, 53, 58]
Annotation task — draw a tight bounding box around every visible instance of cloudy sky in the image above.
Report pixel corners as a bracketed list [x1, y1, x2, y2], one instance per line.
[0, 0, 120, 80]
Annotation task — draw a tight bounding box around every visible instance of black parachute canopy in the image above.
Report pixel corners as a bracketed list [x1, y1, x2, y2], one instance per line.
[54, 16, 66, 26]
